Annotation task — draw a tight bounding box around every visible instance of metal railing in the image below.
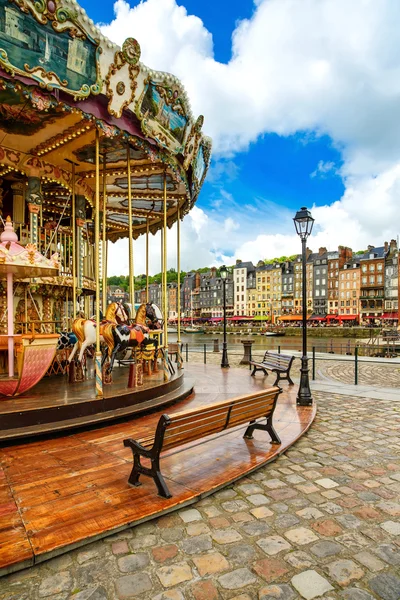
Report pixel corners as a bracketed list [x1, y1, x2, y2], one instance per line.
[179, 341, 400, 388]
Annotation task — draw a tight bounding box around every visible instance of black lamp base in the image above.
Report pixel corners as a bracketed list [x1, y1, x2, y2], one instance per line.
[221, 343, 230, 369]
[297, 356, 313, 406]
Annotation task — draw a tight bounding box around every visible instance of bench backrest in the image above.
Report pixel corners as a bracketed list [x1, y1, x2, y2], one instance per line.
[262, 351, 293, 368]
[156, 387, 281, 452]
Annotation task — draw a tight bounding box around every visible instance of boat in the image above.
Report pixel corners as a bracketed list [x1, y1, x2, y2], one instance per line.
[182, 291, 204, 333]
[262, 331, 286, 337]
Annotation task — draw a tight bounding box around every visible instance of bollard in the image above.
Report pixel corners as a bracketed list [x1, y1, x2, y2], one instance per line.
[278, 345, 281, 354]
[328, 339, 334, 354]
[354, 346, 358, 385]
[346, 340, 352, 355]
[204, 344, 207, 364]
[186, 342, 188, 362]
[312, 346, 316, 381]
[213, 338, 220, 353]
[240, 340, 254, 365]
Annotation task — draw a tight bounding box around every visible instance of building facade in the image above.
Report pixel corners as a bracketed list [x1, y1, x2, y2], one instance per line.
[384, 240, 398, 321]
[233, 261, 255, 316]
[359, 246, 385, 322]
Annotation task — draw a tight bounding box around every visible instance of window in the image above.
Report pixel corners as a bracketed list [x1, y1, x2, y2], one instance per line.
[369, 264, 375, 272]
[362, 277, 367, 284]
[362, 265, 367, 272]
[377, 275, 383, 284]
[369, 276, 375, 284]
[315, 290, 320, 296]
[377, 263, 383, 271]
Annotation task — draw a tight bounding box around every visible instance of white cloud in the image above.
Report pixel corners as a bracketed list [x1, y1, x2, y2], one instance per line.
[101, 0, 400, 273]
[310, 160, 337, 179]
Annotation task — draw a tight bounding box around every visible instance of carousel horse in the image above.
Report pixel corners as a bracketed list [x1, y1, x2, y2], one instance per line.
[69, 302, 132, 374]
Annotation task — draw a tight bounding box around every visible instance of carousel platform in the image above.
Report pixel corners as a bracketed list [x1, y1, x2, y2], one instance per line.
[0, 366, 192, 443]
[0, 364, 316, 576]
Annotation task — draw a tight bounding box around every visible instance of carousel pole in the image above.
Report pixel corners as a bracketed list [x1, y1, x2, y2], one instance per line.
[177, 205, 182, 369]
[71, 162, 77, 320]
[7, 272, 14, 378]
[127, 144, 134, 308]
[146, 218, 149, 303]
[102, 153, 107, 313]
[163, 170, 169, 381]
[95, 129, 103, 397]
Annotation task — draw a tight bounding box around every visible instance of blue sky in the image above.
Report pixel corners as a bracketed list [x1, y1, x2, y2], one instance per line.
[87, 0, 400, 274]
[84, 0, 344, 222]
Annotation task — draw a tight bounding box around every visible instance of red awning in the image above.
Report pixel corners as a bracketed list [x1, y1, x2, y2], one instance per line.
[363, 315, 382, 319]
[308, 316, 327, 321]
[338, 315, 359, 320]
[382, 313, 398, 319]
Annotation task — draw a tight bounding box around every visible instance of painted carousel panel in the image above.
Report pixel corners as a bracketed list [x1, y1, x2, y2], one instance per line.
[0, 0, 100, 98]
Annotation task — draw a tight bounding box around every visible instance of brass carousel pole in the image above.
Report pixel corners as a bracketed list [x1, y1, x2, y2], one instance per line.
[102, 153, 107, 313]
[163, 170, 169, 380]
[127, 145, 134, 308]
[72, 163, 77, 320]
[95, 129, 103, 397]
[177, 205, 182, 368]
[146, 218, 149, 302]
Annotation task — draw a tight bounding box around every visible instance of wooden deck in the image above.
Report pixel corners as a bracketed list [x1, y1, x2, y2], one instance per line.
[0, 364, 316, 576]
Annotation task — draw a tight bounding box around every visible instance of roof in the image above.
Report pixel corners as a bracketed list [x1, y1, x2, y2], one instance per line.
[234, 262, 255, 271]
[256, 264, 275, 272]
[359, 246, 385, 260]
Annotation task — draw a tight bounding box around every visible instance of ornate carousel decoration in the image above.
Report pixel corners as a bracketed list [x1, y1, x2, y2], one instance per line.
[0, 0, 212, 400]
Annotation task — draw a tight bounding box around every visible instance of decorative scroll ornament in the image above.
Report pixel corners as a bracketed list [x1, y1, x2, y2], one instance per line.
[183, 115, 204, 171]
[105, 38, 141, 119]
[0, 0, 102, 100]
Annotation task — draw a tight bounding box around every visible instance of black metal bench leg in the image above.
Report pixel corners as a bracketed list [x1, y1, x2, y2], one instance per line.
[244, 419, 256, 439]
[152, 457, 172, 499]
[128, 453, 142, 487]
[287, 373, 294, 385]
[266, 415, 281, 444]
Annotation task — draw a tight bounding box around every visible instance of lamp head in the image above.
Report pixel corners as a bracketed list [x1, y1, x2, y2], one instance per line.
[220, 264, 228, 280]
[293, 206, 314, 241]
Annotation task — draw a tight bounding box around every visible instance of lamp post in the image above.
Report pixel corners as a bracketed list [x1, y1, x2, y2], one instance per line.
[293, 207, 314, 406]
[220, 265, 230, 368]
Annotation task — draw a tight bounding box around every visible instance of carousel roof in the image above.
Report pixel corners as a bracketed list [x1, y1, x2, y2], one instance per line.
[0, 217, 58, 278]
[0, 0, 212, 241]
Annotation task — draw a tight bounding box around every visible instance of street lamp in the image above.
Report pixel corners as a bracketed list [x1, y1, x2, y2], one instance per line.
[220, 265, 230, 368]
[293, 207, 314, 406]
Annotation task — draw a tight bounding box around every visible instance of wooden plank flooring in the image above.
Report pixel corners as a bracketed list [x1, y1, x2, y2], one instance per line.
[0, 364, 316, 576]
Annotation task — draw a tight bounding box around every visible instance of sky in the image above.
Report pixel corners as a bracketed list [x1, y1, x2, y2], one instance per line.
[80, 0, 400, 275]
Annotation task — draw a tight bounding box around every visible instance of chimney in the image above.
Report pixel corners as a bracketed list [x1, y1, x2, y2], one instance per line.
[319, 247, 327, 256]
[236, 259, 242, 265]
[306, 248, 312, 260]
[390, 239, 397, 249]
[367, 245, 374, 252]
[211, 266, 217, 278]
[384, 241, 388, 253]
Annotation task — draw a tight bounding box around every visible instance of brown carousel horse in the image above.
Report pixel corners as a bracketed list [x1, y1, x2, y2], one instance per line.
[69, 302, 160, 376]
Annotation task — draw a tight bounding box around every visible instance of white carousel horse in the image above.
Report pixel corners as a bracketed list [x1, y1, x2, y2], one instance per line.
[68, 302, 131, 368]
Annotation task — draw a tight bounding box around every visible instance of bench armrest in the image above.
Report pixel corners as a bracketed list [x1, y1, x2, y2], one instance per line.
[124, 437, 153, 458]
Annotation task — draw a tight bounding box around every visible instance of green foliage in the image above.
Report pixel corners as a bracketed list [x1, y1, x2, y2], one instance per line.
[108, 268, 188, 291]
[355, 250, 366, 255]
[264, 255, 296, 264]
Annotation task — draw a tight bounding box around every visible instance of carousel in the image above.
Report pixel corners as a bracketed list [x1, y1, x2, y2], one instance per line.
[0, 0, 211, 439]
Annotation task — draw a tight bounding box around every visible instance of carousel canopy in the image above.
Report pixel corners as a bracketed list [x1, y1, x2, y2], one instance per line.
[0, 217, 58, 278]
[0, 0, 212, 241]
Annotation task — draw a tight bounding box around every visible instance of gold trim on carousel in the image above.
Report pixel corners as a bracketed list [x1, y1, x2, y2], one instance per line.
[33, 121, 94, 157]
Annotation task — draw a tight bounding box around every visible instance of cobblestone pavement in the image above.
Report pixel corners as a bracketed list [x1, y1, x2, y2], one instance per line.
[187, 349, 400, 389]
[2, 391, 400, 600]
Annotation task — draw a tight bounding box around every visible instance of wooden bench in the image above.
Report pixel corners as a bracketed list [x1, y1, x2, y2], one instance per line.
[123, 386, 282, 498]
[249, 351, 295, 386]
